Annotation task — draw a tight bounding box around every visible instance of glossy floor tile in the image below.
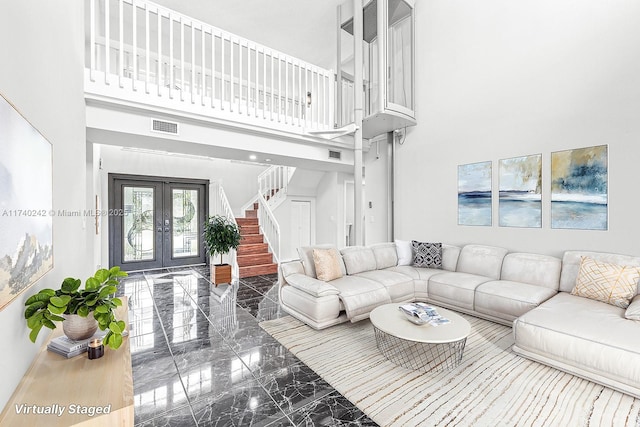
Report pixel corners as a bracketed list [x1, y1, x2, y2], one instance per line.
[118, 267, 376, 426]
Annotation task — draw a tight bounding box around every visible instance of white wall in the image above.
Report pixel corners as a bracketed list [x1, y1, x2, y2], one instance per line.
[315, 172, 342, 247]
[364, 138, 391, 245]
[395, 0, 640, 258]
[97, 145, 268, 267]
[0, 0, 87, 412]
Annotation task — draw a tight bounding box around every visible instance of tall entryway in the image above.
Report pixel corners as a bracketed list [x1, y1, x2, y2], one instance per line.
[108, 174, 208, 271]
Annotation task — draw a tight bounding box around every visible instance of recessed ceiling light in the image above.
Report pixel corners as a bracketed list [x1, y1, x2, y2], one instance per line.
[249, 154, 257, 160]
[265, 158, 272, 162]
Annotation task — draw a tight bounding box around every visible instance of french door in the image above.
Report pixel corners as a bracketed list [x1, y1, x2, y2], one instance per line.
[109, 174, 208, 271]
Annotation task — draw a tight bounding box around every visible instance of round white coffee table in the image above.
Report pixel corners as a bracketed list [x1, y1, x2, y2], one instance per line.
[369, 303, 471, 373]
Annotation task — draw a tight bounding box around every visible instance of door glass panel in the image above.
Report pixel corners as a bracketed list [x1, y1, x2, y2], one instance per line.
[123, 186, 155, 261]
[172, 188, 199, 258]
[387, 0, 413, 110]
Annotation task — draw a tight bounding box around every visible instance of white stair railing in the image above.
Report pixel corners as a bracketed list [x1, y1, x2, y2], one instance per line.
[256, 192, 281, 264]
[211, 182, 239, 281]
[258, 165, 295, 210]
[85, 0, 334, 134]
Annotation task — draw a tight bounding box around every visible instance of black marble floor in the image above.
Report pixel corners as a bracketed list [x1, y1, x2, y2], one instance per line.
[118, 266, 377, 426]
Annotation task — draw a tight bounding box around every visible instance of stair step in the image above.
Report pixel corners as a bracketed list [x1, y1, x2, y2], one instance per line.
[236, 217, 258, 226]
[240, 224, 259, 235]
[237, 253, 274, 267]
[245, 209, 257, 218]
[240, 263, 278, 278]
[253, 202, 259, 210]
[237, 243, 269, 255]
[240, 234, 263, 244]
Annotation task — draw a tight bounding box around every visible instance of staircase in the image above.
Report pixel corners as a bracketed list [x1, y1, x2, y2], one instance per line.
[236, 203, 278, 278]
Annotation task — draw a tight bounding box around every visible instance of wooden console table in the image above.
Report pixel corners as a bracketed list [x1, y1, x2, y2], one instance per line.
[0, 298, 133, 426]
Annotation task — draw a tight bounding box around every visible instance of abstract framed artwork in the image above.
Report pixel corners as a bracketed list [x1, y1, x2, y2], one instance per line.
[0, 94, 53, 311]
[499, 154, 542, 228]
[551, 145, 608, 230]
[458, 161, 492, 226]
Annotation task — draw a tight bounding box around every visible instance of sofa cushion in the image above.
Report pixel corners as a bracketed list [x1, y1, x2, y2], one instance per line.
[441, 244, 462, 272]
[513, 292, 640, 393]
[428, 271, 492, 310]
[571, 256, 640, 308]
[500, 253, 562, 290]
[411, 241, 442, 269]
[370, 242, 398, 270]
[313, 248, 344, 282]
[340, 246, 377, 275]
[560, 250, 640, 293]
[298, 245, 346, 279]
[626, 295, 640, 321]
[394, 239, 412, 266]
[475, 280, 558, 322]
[456, 245, 508, 279]
[354, 270, 414, 302]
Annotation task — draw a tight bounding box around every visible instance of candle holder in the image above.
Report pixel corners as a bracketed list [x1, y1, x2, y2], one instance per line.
[88, 338, 104, 360]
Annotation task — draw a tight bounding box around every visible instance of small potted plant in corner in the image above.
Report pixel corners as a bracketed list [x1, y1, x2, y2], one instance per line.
[203, 214, 241, 286]
[24, 266, 129, 350]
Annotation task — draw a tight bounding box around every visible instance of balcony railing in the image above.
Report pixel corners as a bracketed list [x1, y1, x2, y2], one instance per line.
[86, 0, 335, 133]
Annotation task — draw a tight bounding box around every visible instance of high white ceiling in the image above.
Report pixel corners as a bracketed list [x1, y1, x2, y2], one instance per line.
[152, 0, 346, 70]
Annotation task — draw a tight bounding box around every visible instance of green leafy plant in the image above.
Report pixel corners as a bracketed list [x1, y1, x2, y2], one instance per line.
[203, 214, 242, 264]
[24, 266, 129, 350]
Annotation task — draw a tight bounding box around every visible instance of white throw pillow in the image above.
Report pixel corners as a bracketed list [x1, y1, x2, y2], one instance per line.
[626, 295, 640, 321]
[395, 239, 412, 266]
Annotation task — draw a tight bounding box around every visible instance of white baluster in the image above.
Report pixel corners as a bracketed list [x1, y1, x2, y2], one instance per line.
[132, 1, 137, 90]
[144, 3, 149, 93]
[157, 8, 161, 95]
[90, 0, 95, 82]
[105, 0, 110, 85]
[168, 11, 173, 98]
[118, 0, 124, 87]
[201, 26, 205, 106]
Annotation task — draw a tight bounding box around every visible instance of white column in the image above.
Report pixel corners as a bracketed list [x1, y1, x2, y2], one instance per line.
[353, 0, 364, 246]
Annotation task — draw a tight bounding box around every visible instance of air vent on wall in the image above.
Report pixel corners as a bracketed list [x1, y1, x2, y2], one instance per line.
[328, 150, 342, 160]
[151, 119, 179, 134]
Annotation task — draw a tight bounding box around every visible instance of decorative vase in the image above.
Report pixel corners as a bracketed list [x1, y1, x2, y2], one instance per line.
[62, 314, 98, 340]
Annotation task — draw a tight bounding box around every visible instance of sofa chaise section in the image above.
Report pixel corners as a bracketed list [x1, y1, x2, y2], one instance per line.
[513, 250, 640, 398]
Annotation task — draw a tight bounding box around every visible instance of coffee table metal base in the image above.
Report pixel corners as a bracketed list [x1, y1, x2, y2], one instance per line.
[373, 325, 467, 373]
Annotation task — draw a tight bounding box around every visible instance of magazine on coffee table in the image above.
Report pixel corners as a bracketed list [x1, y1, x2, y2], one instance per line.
[399, 303, 450, 326]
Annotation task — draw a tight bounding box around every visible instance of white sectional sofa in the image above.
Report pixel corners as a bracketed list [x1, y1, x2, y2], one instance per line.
[278, 243, 640, 398]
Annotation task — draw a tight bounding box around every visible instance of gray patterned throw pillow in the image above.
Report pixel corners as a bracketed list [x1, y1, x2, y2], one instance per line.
[411, 241, 443, 269]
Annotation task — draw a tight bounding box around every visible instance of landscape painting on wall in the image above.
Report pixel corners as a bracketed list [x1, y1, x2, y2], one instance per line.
[0, 94, 53, 311]
[551, 145, 608, 230]
[458, 161, 492, 226]
[499, 154, 542, 228]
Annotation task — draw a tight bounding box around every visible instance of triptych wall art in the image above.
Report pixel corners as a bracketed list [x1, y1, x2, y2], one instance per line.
[0, 94, 53, 311]
[458, 145, 608, 230]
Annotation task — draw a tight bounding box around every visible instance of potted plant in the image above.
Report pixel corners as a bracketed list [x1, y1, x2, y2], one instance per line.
[203, 214, 241, 286]
[24, 266, 128, 350]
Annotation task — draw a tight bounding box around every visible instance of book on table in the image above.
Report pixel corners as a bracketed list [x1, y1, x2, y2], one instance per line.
[399, 303, 450, 326]
[47, 329, 129, 357]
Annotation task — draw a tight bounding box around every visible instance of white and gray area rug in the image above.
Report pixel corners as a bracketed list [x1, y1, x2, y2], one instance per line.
[260, 314, 640, 427]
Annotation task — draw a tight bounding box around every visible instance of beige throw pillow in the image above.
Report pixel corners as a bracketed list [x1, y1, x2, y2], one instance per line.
[571, 256, 640, 308]
[313, 248, 343, 282]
